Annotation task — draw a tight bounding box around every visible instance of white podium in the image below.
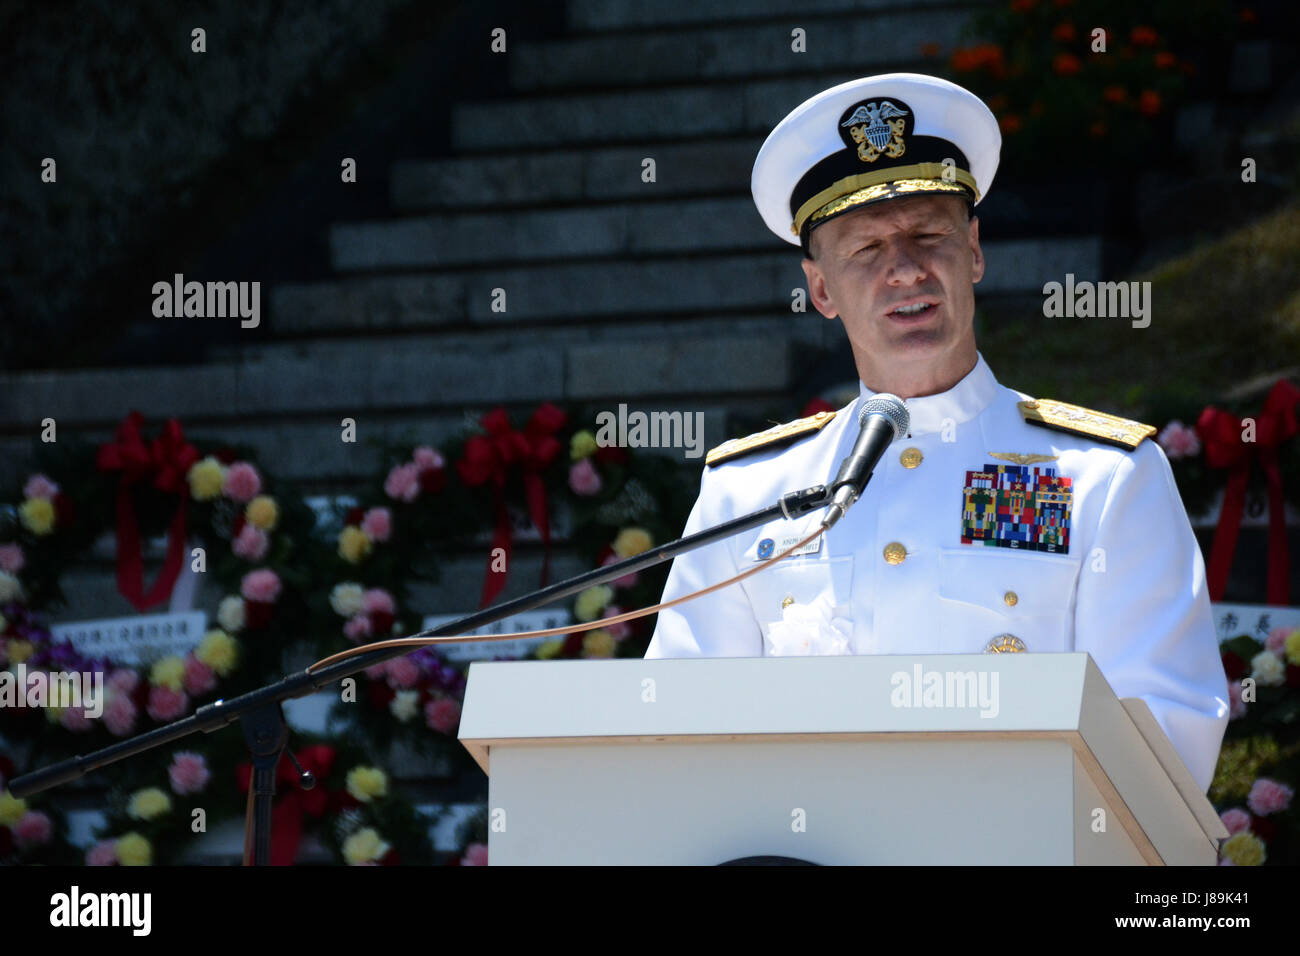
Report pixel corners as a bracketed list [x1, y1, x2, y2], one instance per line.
[457, 653, 1226, 865]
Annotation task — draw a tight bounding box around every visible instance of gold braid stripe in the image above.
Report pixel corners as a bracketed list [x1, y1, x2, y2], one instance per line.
[307, 525, 829, 672]
[792, 165, 979, 236]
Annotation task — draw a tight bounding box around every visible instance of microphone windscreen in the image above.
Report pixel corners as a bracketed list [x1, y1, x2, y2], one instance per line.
[858, 393, 909, 440]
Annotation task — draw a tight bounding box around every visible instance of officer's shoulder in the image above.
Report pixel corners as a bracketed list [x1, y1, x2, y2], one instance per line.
[705, 410, 838, 467]
[1015, 397, 1156, 452]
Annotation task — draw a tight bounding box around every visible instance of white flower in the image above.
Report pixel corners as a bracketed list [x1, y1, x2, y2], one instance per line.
[0, 571, 24, 604]
[765, 595, 852, 656]
[216, 595, 245, 633]
[389, 690, 419, 723]
[330, 582, 365, 618]
[1250, 650, 1285, 687]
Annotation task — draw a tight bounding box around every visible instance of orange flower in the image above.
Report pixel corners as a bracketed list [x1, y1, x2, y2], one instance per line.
[998, 114, 1023, 134]
[1154, 51, 1176, 69]
[919, 42, 941, 57]
[1052, 22, 1076, 42]
[950, 48, 977, 72]
[1102, 85, 1126, 103]
[1138, 89, 1161, 116]
[1089, 120, 1107, 139]
[1053, 52, 1082, 75]
[1130, 25, 1159, 47]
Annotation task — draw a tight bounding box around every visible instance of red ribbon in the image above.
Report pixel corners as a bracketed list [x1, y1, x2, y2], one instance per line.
[455, 403, 567, 607]
[236, 744, 337, 866]
[1195, 380, 1300, 604]
[94, 411, 200, 612]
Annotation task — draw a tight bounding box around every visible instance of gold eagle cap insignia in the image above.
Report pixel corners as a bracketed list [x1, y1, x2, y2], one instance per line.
[988, 452, 1060, 465]
[1017, 399, 1156, 451]
[705, 410, 837, 467]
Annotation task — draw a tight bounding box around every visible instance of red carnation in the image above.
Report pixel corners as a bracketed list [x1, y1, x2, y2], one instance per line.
[1154, 51, 1176, 70]
[1137, 89, 1162, 116]
[801, 398, 836, 418]
[243, 600, 274, 630]
[1249, 814, 1276, 842]
[1053, 52, 1082, 76]
[366, 679, 395, 710]
[369, 610, 395, 636]
[1221, 651, 1248, 681]
[1051, 22, 1076, 42]
[419, 466, 446, 494]
[344, 506, 364, 527]
[52, 492, 76, 528]
[1130, 25, 1158, 47]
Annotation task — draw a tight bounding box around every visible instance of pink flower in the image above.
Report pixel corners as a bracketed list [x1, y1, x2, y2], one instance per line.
[182, 655, 216, 696]
[168, 751, 211, 795]
[568, 459, 603, 496]
[0, 543, 25, 574]
[146, 686, 190, 722]
[1157, 420, 1201, 460]
[385, 656, 421, 689]
[344, 614, 373, 642]
[384, 462, 421, 502]
[413, 446, 445, 471]
[23, 474, 59, 500]
[601, 605, 632, 641]
[86, 840, 119, 866]
[107, 669, 139, 695]
[601, 552, 638, 589]
[1265, 626, 1292, 655]
[363, 662, 388, 681]
[1220, 808, 1251, 835]
[104, 695, 138, 736]
[232, 524, 269, 562]
[1229, 686, 1247, 720]
[361, 507, 392, 542]
[60, 706, 94, 732]
[1247, 778, 1294, 816]
[240, 568, 282, 603]
[362, 588, 396, 615]
[14, 810, 53, 847]
[425, 697, 461, 734]
[222, 462, 262, 502]
[462, 842, 489, 866]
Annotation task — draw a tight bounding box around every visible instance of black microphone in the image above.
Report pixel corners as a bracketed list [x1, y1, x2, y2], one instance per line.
[821, 393, 909, 530]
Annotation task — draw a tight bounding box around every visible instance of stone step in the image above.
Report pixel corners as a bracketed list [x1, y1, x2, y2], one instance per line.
[566, 0, 960, 32]
[390, 138, 758, 211]
[512, 8, 965, 91]
[277, 240, 1097, 331]
[451, 74, 866, 151]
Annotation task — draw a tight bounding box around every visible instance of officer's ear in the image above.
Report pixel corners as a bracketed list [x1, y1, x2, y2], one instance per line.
[967, 213, 985, 285]
[800, 254, 839, 319]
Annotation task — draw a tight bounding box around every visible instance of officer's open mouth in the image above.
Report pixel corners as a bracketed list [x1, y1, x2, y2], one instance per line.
[887, 299, 939, 318]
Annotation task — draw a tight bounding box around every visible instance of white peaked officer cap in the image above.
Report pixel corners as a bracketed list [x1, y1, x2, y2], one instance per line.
[752, 73, 1002, 253]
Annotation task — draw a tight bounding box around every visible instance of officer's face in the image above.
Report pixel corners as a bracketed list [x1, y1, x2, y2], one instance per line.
[800, 195, 984, 389]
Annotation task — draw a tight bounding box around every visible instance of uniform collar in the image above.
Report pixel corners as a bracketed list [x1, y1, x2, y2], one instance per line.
[856, 351, 999, 437]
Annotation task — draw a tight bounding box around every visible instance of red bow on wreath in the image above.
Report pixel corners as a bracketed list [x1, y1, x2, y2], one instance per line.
[455, 403, 567, 607]
[236, 744, 337, 866]
[94, 411, 200, 612]
[1196, 380, 1300, 605]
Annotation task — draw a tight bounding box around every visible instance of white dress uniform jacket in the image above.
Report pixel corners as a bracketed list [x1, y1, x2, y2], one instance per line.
[645, 352, 1229, 792]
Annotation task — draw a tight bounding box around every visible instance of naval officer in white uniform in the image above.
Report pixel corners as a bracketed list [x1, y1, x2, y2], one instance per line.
[644, 73, 1229, 794]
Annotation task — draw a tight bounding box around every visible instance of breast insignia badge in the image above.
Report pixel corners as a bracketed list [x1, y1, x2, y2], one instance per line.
[984, 634, 1027, 653]
[988, 452, 1059, 465]
[961, 461, 1072, 553]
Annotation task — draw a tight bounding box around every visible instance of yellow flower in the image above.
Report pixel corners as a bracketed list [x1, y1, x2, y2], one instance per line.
[1210, 736, 1281, 802]
[536, 638, 565, 660]
[346, 766, 388, 803]
[150, 655, 186, 692]
[187, 457, 226, 501]
[582, 629, 616, 658]
[574, 585, 613, 622]
[338, 526, 373, 564]
[245, 495, 279, 531]
[115, 832, 152, 866]
[612, 527, 653, 559]
[127, 787, 171, 821]
[1285, 629, 1300, 666]
[570, 430, 598, 461]
[1221, 832, 1266, 866]
[342, 827, 390, 865]
[196, 629, 238, 676]
[0, 790, 28, 825]
[19, 497, 55, 535]
[6, 639, 35, 664]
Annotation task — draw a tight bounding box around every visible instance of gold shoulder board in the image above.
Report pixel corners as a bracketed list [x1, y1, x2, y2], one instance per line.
[705, 410, 837, 467]
[1018, 399, 1156, 451]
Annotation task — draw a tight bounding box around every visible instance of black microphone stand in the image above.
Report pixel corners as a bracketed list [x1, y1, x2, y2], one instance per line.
[10, 482, 834, 865]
